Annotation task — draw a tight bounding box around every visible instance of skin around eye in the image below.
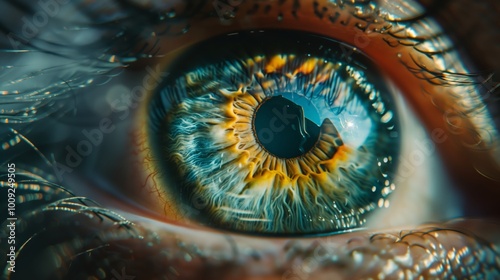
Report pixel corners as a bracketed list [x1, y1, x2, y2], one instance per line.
[129, 0, 499, 224]
[1, 0, 499, 279]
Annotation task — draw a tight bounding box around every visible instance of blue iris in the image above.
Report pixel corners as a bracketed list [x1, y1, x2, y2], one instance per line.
[148, 30, 400, 235]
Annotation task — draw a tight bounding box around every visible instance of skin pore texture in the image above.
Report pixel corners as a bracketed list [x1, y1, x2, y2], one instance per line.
[0, 0, 499, 279]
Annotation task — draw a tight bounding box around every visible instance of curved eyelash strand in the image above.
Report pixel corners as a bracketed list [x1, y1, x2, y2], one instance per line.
[403, 54, 472, 85]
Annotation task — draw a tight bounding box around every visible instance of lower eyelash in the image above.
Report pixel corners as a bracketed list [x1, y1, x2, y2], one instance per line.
[3, 173, 499, 280]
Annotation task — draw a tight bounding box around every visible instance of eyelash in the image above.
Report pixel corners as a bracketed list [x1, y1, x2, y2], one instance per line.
[1, 0, 491, 125]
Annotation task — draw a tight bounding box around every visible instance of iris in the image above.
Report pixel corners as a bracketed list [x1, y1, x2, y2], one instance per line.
[148, 30, 400, 235]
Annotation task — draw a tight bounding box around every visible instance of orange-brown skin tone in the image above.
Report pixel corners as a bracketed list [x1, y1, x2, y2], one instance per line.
[123, 0, 499, 224]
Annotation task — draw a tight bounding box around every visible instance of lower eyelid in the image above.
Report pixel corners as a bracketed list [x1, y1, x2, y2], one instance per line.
[115, 217, 500, 278]
[7, 172, 500, 279]
[27, 209, 498, 280]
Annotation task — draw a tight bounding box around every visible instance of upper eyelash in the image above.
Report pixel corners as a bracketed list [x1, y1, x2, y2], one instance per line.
[0, 0, 495, 160]
[0, 0, 496, 159]
[0, 0, 476, 123]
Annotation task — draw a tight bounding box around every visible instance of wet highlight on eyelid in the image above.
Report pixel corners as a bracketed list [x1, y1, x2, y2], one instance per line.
[1, 0, 500, 279]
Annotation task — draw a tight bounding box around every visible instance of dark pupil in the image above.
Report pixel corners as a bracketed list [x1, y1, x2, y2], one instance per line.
[253, 95, 321, 158]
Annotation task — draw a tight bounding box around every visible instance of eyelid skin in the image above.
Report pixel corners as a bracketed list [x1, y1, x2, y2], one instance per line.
[119, 217, 500, 279]
[9, 196, 498, 280]
[129, 0, 500, 222]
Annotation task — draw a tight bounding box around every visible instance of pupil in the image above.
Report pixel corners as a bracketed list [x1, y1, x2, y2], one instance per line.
[253, 95, 321, 158]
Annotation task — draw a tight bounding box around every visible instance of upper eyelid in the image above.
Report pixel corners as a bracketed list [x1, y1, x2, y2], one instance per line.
[2, 0, 495, 172]
[1, 0, 492, 132]
[3, 0, 498, 174]
[2, 0, 496, 153]
[0, 2, 442, 89]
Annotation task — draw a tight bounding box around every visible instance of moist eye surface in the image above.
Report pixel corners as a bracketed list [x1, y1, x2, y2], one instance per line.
[148, 30, 401, 235]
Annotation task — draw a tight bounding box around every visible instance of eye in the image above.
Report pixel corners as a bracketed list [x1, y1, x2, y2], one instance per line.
[2, 0, 500, 279]
[146, 30, 400, 235]
[122, 0, 483, 235]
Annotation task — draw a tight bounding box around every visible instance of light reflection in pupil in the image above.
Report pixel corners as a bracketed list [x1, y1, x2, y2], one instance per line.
[253, 95, 321, 158]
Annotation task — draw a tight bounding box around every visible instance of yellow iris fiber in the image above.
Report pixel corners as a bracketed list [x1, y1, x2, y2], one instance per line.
[215, 88, 352, 192]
